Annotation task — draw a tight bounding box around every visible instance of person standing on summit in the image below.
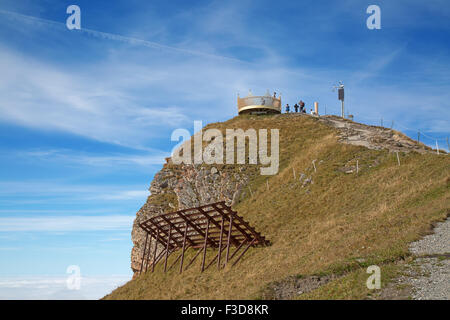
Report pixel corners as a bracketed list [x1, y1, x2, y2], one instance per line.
[299, 100, 306, 113]
[285, 104, 290, 113]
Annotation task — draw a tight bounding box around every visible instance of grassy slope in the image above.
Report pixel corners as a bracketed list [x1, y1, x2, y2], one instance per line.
[105, 114, 449, 300]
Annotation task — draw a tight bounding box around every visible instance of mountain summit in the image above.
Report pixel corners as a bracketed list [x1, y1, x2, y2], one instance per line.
[105, 113, 449, 299]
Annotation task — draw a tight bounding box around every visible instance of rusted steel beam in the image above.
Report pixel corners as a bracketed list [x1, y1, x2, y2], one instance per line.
[141, 202, 263, 247]
[217, 217, 225, 269]
[168, 234, 244, 247]
[213, 204, 252, 242]
[167, 252, 182, 272]
[198, 207, 240, 246]
[152, 229, 160, 272]
[140, 225, 167, 250]
[144, 234, 153, 272]
[161, 215, 195, 247]
[231, 238, 256, 267]
[175, 211, 216, 247]
[139, 233, 149, 275]
[164, 224, 172, 272]
[205, 244, 228, 271]
[225, 215, 233, 265]
[147, 219, 181, 249]
[148, 208, 218, 225]
[155, 248, 169, 264]
[184, 247, 203, 270]
[229, 208, 266, 243]
[138, 201, 269, 274]
[169, 228, 242, 240]
[168, 245, 190, 271]
[151, 248, 167, 272]
[165, 220, 247, 231]
[179, 222, 188, 274]
[201, 218, 210, 272]
[228, 239, 246, 262]
[140, 221, 161, 239]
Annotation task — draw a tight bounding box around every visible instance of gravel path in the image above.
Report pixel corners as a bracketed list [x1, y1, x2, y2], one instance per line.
[403, 257, 449, 300]
[318, 115, 432, 154]
[403, 219, 450, 300]
[409, 219, 450, 255]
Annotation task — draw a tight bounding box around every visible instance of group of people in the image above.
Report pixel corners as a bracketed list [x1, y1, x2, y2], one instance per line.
[285, 100, 306, 113]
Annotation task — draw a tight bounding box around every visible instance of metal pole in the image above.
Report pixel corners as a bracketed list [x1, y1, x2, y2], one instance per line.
[168, 250, 185, 271]
[205, 246, 227, 271]
[217, 217, 225, 270]
[152, 248, 167, 269]
[225, 216, 233, 265]
[139, 233, 149, 274]
[228, 239, 246, 261]
[164, 225, 172, 272]
[179, 222, 188, 273]
[341, 100, 344, 118]
[184, 247, 203, 271]
[201, 219, 210, 272]
[144, 235, 152, 272]
[152, 229, 160, 272]
[231, 239, 256, 267]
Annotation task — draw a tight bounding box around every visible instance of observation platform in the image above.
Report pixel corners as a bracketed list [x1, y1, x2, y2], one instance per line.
[237, 91, 281, 115]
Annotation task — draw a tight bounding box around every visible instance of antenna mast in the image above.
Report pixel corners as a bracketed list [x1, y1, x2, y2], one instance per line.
[333, 81, 345, 118]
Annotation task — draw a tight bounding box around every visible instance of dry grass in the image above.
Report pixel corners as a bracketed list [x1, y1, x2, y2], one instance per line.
[296, 263, 402, 300]
[104, 114, 449, 300]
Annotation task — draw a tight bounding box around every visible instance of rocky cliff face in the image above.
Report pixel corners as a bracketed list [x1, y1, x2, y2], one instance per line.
[130, 162, 255, 274]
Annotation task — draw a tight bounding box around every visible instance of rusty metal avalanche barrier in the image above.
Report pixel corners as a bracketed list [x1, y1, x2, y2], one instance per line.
[138, 201, 270, 274]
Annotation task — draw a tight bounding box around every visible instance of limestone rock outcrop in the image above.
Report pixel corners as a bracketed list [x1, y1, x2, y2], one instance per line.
[130, 163, 253, 274]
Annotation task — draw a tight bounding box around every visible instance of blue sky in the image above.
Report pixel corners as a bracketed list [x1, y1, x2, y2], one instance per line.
[0, 0, 449, 299]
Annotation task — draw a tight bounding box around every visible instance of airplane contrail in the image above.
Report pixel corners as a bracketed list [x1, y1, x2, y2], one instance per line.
[0, 9, 245, 63]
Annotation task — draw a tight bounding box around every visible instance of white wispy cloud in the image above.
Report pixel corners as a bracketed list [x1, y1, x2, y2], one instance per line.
[0, 46, 189, 149]
[0, 181, 148, 198]
[0, 9, 245, 63]
[0, 4, 448, 149]
[0, 275, 130, 299]
[16, 148, 169, 166]
[95, 190, 149, 201]
[0, 215, 134, 232]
